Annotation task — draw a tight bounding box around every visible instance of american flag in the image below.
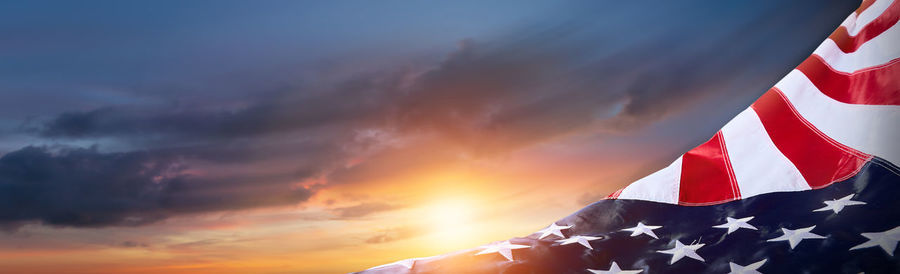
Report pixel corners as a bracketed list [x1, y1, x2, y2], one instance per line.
[358, 0, 900, 273]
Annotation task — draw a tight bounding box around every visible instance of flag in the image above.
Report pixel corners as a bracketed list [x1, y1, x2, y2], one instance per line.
[358, 0, 900, 272]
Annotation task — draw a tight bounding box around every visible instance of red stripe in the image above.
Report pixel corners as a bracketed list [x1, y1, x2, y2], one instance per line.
[606, 188, 623, 199]
[857, 0, 877, 15]
[678, 132, 740, 205]
[750, 89, 870, 189]
[829, 0, 899, 53]
[798, 55, 900, 105]
[718, 132, 740, 200]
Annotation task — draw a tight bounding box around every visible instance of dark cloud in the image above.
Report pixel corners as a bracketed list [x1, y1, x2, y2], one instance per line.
[0, 146, 314, 228]
[31, 0, 849, 153]
[118, 240, 149, 248]
[34, 89, 383, 141]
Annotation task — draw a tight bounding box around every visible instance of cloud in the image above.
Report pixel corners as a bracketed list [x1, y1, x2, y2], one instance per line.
[30, 35, 712, 156]
[331, 202, 401, 219]
[364, 226, 423, 244]
[31, 6, 827, 154]
[118, 240, 150, 248]
[6, 0, 858, 230]
[0, 146, 314, 228]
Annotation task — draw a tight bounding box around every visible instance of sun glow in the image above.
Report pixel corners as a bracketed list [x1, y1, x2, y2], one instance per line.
[425, 199, 477, 249]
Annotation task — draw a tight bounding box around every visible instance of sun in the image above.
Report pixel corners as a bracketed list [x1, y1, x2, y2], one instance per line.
[425, 199, 477, 248]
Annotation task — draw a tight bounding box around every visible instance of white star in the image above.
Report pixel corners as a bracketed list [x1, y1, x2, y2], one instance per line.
[657, 240, 705, 264]
[536, 223, 571, 240]
[714, 216, 758, 234]
[368, 256, 437, 270]
[588, 261, 643, 274]
[622, 222, 662, 239]
[728, 259, 767, 274]
[767, 225, 825, 249]
[391, 259, 416, 270]
[475, 240, 530, 261]
[556, 235, 602, 250]
[850, 226, 900, 256]
[813, 194, 866, 214]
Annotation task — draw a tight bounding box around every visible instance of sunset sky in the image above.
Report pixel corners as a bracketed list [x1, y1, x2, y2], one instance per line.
[0, 1, 860, 273]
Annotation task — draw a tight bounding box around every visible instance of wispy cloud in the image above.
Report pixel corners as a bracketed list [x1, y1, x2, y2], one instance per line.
[331, 202, 402, 219]
[365, 226, 424, 244]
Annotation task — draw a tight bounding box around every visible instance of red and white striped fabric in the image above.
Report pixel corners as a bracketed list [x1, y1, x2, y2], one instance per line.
[608, 0, 900, 206]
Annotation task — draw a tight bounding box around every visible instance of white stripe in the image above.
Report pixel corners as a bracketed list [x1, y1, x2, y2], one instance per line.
[839, 10, 859, 32]
[720, 108, 811, 198]
[775, 70, 900, 165]
[846, 0, 895, 36]
[617, 156, 682, 204]
[814, 20, 900, 73]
